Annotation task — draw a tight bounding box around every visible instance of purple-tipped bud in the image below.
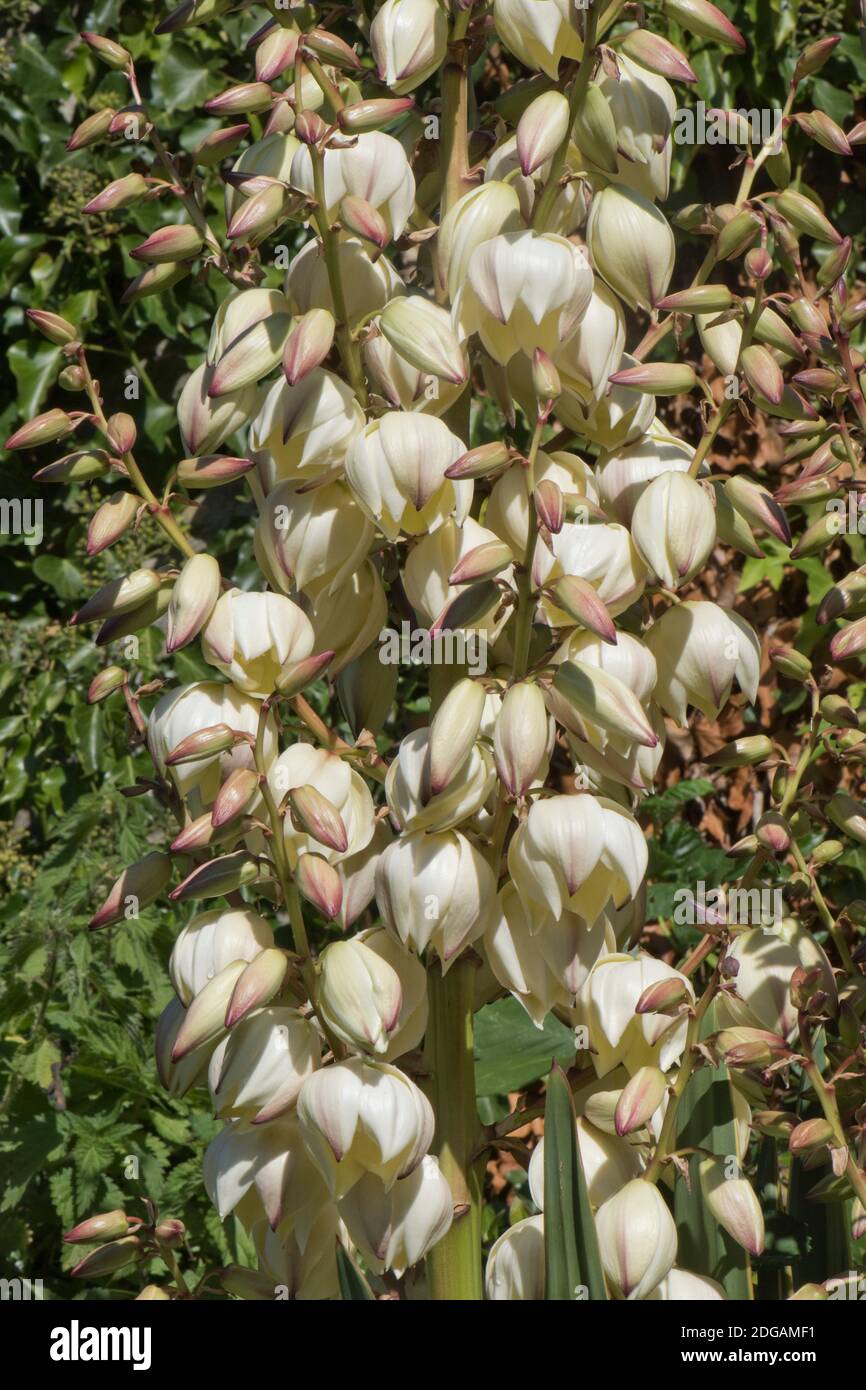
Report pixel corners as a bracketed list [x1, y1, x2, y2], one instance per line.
[620, 29, 698, 82]
[756, 811, 791, 854]
[608, 362, 698, 395]
[83, 172, 148, 214]
[775, 189, 842, 245]
[288, 786, 348, 853]
[226, 182, 286, 241]
[615, 1066, 667, 1136]
[427, 678, 486, 795]
[166, 723, 245, 766]
[205, 82, 273, 116]
[87, 666, 127, 704]
[793, 35, 841, 81]
[636, 977, 691, 1016]
[211, 768, 259, 830]
[64, 1209, 130, 1244]
[105, 411, 137, 455]
[255, 25, 300, 82]
[274, 649, 335, 697]
[25, 308, 78, 345]
[130, 224, 204, 264]
[337, 97, 415, 133]
[741, 344, 785, 405]
[209, 313, 292, 395]
[170, 960, 247, 1059]
[517, 91, 570, 177]
[663, 0, 746, 50]
[445, 441, 513, 480]
[295, 853, 343, 920]
[177, 454, 255, 488]
[830, 615, 866, 663]
[724, 475, 791, 545]
[5, 408, 74, 451]
[745, 247, 773, 281]
[282, 309, 336, 385]
[547, 577, 618, 645]
[169, 852, 260, 904]
[121, 262, 191, 304]
[794, 110, 852, 157]
[88, 851, 172, 930]
[340, 195, 389, 252]
[80, 32, 131, 70]
[193, 123, 250, 167]
[304, 27, 361, 72]
[535, 479, 564, 534]
[294, 110, 327, 146]
[448, 539, 513, 585]
[224, 948, 288, 1028]
[789, 1118, 835, 1153]
[86, 491, 139, 556]
[165, 552, 221, 654]
[655, 284, 734, 314]
[67, 107, 115, 151]
[70, 1236, 144, 1278]
[71, 568, 161, 626]
[154, 1219, 186, 1248]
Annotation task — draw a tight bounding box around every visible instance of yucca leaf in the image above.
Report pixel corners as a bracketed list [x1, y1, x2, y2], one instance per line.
[336, 1244, 375, 1301]
[543, 1062, 607, 1300]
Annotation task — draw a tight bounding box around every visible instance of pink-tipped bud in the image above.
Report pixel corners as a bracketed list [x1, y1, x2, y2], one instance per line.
[547, 577, 617, 645]
[534, 479, 565, 535]
[211, 768, 259, 830]
[608, 362, 698, 395]
[724, 475, 791, 545]
[34, 449, 109, 484]
[226, 181, 287, 241]
[445, 441, 512, 480]
[620, 28, 698, 82]
[255, 25, 300, 82]
[154, 1219, 185, 1249]
[294, 110, 327, 146]
[714, 1027, 790, 1066]
[636, 976, 691, 1016]
[429, 581, 500, 636]
[664, 0, 746, 50]
[88, 851, 172, 930]
[337, 97, 415, 133]
[177, 454, 255, 488]
[80, 31, 131, 69]
[775, 189, 842, 246]
[745, 247, 773, 281]
[282, 309, 336, 385]
[165, 723, 244, 766]
[64, 1209, 129, 1245]
[5, 408, 74, 451]
[169, 852, 260, 904]
[224, 948, 288, 1028]
[494, 681, 549, 796]
[67, 107, 115, 151]
[209, 313, 293, 396]
[130, 224, 204, 264]
[87, 666, 127, 704]
[71, 568, 161, 626]
[756, 811, 791, 854]
[699, 1157, 764, 1256]
[340, 195, 389, 252]
[25, 308, 78, 345]
[86, 491, 139, 556]
[706, 735, 774, 768]
[554, 658, 657, 745]
[830, 617, 866, 663]
[205, 82, 273, 116]
[274, 649, 335, 697]
[165, 553, 221, 654]
[288, 786, 348, 853]
[121, 261, 191, 304]
[656, 284, 734, 314]
[70, 1236, 144, 1279]
[193, 123, 250, 167]
[427, 677, 486, 795]
[517, 90, 570, 176]
[304, 27, 361, 71]
[741, 344, 785, 405]
[171, 960, 247, 1059]
[794, 110, 852, 157]
[448, 539, 513, 585]
[532, 348, 561, 410]
[296, 853, 343, 920]
[105, 411, 137, 455]
[794, 35, 841, 81]
[788, 1117, 835, 1154]
[614, 1066, 667, 1136]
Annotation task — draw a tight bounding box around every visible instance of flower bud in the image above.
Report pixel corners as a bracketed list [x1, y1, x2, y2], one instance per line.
[376, 829, 496, 967]
[226, 182, 287, 242]
[615, 1066, 667, 1136]
[485, 1215, 545, 1300]
[206, 82, 272, 116]
[740, 345, 784, 405]
[295, 852, 343, 920]
[337, 97, 416, 133]
[5, 408, 74, 451]
[553, 659, 658, 748]
[169, 852, 261, 904]
[165, 553, 221, 655]
[339, 1155, 452, 1277]
[80, 31, 130, 69]
[171, 960, 248, 1061]
[545, 576, 617, 645]
[587, 185, 675, 312]
[699, 1157, 765, 1255]
[635, 976, 691, 1016]
[656, 285, 734, 314]
[517, 90, 569, 176]
[304, 27, 362, 71]
[714, 1027, 789, 1066]
[288, 785, 349, 854]
[177, 454, 255, 488]
[318, 937, 403, 1055]
[194, 123, 250, 167]
[83, 172, 149, 213]
[380, 296, 468, 385]
[794, 35, 841, 81]
[223, 948, 289, 1028]
[789, 511, 840, 560]
[795, 110, 852, 157]
[64, 1209, 129, 1245]
[830, 617, 866, 662]
[130, 224, 204, 266]
[67, 107, 115, 151]
[596, 1179, 678, 1300]
[445, 441, 512, 481]
[121, 262, 192, 305]
[494, 682, 550, 797]
[789, 1117, 835, 1154]
[707, 734, 774, 767]
[210, 767, 259, 830]
[88, 851, 171, 930]
[281, 309, 335, 386]
[87, 666, 126, 704]
[71, 569, 161, 627]
[774, 189, 842, 245]
[631, 472, 716, 587]
[448, 539, 513, 585]
[438, 183, 522, 305]
[25, 308, 78, 345]
[827, 791, 866, 844]
[572, 83, 619, 175]
[102, 413, 135, 456]
[209, 313, 293, 395]
[370, 0, 447, 93]
[70, 1236, 144, 1279]
[532, 348, 561, 411]
[620, 29, 698, 83]
[165, 723, 244, 766]
[768, 644, 811, 680]
[608, 362, 697, 395]
[756, 811, 791, 854]
[427, 678, 486, 797]
[663, 0, 746, 48]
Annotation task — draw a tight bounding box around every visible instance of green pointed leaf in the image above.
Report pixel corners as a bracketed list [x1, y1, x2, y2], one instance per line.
[336, 1244, 375, 1301]
[543, 1062, 607, 1301]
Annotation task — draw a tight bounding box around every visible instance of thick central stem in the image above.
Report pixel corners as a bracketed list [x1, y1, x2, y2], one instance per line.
[424, 957, 483, 1300]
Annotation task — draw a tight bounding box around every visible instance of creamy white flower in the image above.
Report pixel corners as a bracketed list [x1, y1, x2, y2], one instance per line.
[553, 282, 627, 402]
[177, 360, 259, 457]
[290, 132, 415, 240]
[354, 926, 428, 1061]
[439, 181, 524, 304]
[485, 135, 588, 236]
[170, 908, 274, 1006]
[254, 1203, 340, 1300]
[508, 794, 648, 928]
[455, 231, 593, 364]
[528, 1116, 641, 1210]
[717, 922, 836, 1040]
[579, 952, 695, 1077]
[148, 682, 278, 811]
[596, 1179, 678, 1300]
[206, 286, 292, 365]
[486, 883, 616, 1026]
[493, 0, 582, 78]
[587, 184, 675, 312]
[549, 350, 655, 448]
[484, 1215, 545, 1300]
[697, 310, 743, 377]
[540, 519, 648, 619]
[402, 516, 512, 634]
[306, 560, 389, 675]
[266, 744, 376, 866]
[287, 237, 405, 325]
[339, 1155, 453, 1275]
[631, 472, 717, 588]
[485, 450, 599, 559]
[201, 589, 315, 698]
[376, 829, 497, 966]
[250, 368, 365, 491]
[371, 0, 448, 93]
[209, 1007, 322, 1125]
[155, 995, 217, 1098]
[318, 936, 403, 1057]
[298, 1057, 434, 1196]
[203, 1115, 329, 1247]
[644, 600, 760, 725]
[596, 420, 695, 525]
[254, 478, 374, 597]
[593, 55, 675, 202]
[385, 727, 495, 833]
[647, 1267, 727, 1301]
[345, 413, 470, 540]
[334, 821, 394, 932]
